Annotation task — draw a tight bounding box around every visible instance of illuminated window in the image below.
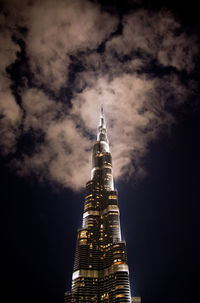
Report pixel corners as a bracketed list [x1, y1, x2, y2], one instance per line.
[84, 203, 92, 210]
[108, 195, 117, 200]
[116, 285, 125, 289]
[110, 224, 119, 228]
[79, 239, 87, 245]
[76, 282, 85, 287]
[96, 152, 104, 157]
[101, 293, 109, 299]
[80, 230, 87, 238]
[109, 211, 118, 215]
[85, 194, 93, 199]
[115, 294, 125, 298]
[113, 261, 126, 265]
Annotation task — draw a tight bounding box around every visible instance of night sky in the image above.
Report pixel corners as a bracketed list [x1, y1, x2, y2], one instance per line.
[0, 1, 200, 303]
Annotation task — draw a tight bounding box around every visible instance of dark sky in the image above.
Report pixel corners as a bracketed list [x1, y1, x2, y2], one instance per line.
[0, 1, 200, 303]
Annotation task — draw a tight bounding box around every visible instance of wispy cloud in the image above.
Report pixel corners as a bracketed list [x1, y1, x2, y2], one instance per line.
[107, 9, 199, 72]
[0, 12, 22, 154]
[0, 0, 199, 190]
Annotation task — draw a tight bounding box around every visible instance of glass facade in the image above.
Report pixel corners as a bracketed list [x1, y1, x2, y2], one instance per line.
[65, 107, 139, 303]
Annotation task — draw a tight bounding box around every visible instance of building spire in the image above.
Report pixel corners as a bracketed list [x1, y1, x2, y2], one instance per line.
[99, 104, 105, 128]
[97, 104, 108, 142]
[101, 103, 103, 116]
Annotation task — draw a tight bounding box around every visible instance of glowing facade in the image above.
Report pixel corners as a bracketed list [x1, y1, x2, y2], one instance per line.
[65, 107, 136, 303]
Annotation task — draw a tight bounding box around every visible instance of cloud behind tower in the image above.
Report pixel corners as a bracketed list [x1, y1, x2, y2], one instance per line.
[0, 0, 199, 191]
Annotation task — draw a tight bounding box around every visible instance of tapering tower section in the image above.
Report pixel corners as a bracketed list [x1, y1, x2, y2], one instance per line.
[65, 106, 132, 303]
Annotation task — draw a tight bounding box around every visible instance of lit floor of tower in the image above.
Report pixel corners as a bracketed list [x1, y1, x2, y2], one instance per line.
[65, 106, 141, 303]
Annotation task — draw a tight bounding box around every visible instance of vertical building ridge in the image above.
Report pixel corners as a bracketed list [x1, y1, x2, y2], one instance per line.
[65, 107, 140, 303]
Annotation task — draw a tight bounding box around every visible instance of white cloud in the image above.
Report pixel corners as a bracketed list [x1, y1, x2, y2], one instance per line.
[15, 116, 91, 191]
[0, 13, 22, 154]
[21, 88, 63, 131]
[107, 9, 198, 72]
[0, 2, 198, 191]
[70, 74, 179, 181]
[24, 0, 118, 90]
[0, 92, 22, 155]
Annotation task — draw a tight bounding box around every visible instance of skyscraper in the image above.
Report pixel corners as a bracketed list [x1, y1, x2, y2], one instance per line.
[65, 107, 140, 303]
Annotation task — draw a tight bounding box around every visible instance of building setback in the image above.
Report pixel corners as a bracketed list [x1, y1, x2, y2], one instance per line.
[65, 107, 140, 303]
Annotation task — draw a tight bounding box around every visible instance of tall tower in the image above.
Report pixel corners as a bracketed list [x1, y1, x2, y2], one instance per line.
[65, 107, 139, 303]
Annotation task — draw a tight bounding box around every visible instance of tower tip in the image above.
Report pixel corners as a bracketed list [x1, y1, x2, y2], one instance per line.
[99, 104, 106, 130]
[101, 104, 104, 117]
